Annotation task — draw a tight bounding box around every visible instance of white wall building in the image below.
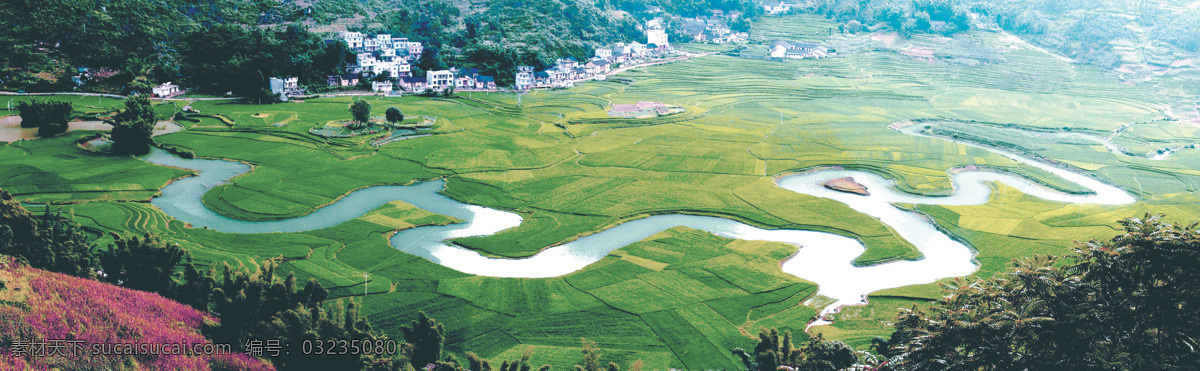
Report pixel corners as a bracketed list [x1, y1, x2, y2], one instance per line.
[152, 82, 179, 97]
[630, 42, 647, 55]
[515, 66, 535, 90]
[340, 31, 364, 49]
[426, 70, 454, 90]
[646, 28, 669, 47]
[372, 81, 394, 93]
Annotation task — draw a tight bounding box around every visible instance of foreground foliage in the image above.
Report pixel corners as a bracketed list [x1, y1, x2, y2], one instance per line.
[869, 213, 1200, 370]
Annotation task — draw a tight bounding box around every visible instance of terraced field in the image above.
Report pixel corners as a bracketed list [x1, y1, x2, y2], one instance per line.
[4, 13, 1200, 368]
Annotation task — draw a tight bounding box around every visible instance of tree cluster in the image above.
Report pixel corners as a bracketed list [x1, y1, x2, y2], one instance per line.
[15, 99, 73, 137]
[733, 330, 856, 371]
[178, 24, 350, 98]
[0, 0, 348, 96]
[0, 190, 100, 278]
[811, 0, 971, 37]
[870, 213, 1200, 370]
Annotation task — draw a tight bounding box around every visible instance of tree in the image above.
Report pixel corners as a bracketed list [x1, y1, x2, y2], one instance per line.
[404, 311, 445, 368]
[16, 99, 72, 136]
[386, 107, 404, 124]
[574, 338, 601, 371]
[99, 233, 187, 294]
[108, 95, 156, 155]
[351, 99, 372, 124]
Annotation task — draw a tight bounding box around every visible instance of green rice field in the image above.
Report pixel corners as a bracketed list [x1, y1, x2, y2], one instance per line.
[4, 13, 1200, 368]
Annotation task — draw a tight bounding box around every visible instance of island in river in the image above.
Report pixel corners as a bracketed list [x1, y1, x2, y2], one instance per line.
[823, 177, 870, 196]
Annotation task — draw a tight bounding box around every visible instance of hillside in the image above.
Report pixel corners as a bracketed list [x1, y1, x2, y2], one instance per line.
[0, 256, 271, 370]
[0, 0, 644, 92]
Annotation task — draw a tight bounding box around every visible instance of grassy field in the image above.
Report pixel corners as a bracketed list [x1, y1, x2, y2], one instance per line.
[4, 12, 1200, 367]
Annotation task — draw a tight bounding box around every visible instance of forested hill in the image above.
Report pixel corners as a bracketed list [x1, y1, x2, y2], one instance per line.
[0, 0, 348, 95]
[0, 0, 751, 93]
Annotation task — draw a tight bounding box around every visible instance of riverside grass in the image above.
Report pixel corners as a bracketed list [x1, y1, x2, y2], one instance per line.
[4, 13, 1200, 368]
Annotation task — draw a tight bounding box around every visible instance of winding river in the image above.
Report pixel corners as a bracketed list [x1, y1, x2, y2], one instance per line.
[141, 124, 1135, 318]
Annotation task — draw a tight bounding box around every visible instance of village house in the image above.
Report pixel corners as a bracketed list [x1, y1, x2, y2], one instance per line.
[475, 76, 497, 90]
[515, 66, 535, 90]
[426, 70, 454, 90]
[761, 1, 791, 14]
[768, 40, 834, 59]
[327, 74, 360, 87]
[339, 31, 365, 49]
[398, 76, 427, 92]
[594, 48, 612, 60]
[556, 57, 580, 69]
[534, 71, 551, 86]
[630, 42, 648, 55]
[646, 28, 669, 47]
[455, 73, 477, 89]
[585, 60, 611, 74]
[269, 76, 303, 100]
[152, 82, 180, 97]
[372, 81, 394, 93]
[681, 20, 708, 42]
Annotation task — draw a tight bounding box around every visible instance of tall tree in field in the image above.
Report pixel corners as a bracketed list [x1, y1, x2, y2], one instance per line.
[386, 106, 404, 124]
[575, 338, 601, 371]
[350, 100, 372, 124]
[404, 311, 445, 368]
[108, 96, 156, 155]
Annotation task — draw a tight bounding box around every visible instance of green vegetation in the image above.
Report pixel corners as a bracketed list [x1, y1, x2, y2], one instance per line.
[4, 11, 1200, 369]
[733, 330, 856, 371]
[807, 0, 1200, 69]
[865, 213, 1200, 370]
[108, 95, 156, 155]
[15, 99, 72, 137]
[387, 107, 405, 124]
[0, 0, 348, 95]
[351, 100, 372, 124]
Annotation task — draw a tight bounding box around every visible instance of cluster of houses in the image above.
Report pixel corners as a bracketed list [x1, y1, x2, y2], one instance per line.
[378, 68, 497, 93]
[678, 12, 747, 44]
[319, 18, 677, 94]
[324, 31, 501, 93]
[515, 20, 673, 90]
